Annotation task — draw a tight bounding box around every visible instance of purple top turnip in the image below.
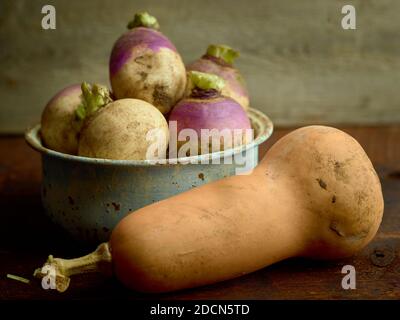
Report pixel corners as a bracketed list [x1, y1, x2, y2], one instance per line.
[41, 82, 112, 154]
[187, 44, 249, 110]
[109, 12, 186, 115]
[169, 71, 252, 156]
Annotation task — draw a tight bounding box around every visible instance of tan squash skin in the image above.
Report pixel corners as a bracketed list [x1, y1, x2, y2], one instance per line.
[110, 126, 384, 293]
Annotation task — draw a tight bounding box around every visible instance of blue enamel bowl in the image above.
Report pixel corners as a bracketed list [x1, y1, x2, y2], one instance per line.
[25, 108, 273, 244]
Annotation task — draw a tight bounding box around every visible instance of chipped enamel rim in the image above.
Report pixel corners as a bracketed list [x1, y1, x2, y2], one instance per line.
[25, 107, 273, 167]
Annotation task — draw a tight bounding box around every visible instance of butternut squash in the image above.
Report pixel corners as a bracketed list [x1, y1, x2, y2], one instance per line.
[34, 126, 384, 293]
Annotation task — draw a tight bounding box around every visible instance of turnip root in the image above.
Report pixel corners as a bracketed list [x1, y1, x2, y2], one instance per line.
[78, 98, 169, 160]
[41, 83, 112, 154]
[34, 126, 383, 293]
[187, 44, 249, 110]
[109, 12, 186, 114]
[168, 71, 251, 156]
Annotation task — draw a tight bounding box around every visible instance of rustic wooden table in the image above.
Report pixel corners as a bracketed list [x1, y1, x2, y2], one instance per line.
[0, 126, 399, 300]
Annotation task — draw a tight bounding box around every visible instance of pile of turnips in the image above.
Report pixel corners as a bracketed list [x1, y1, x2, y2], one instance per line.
[40, 12, 252, 160]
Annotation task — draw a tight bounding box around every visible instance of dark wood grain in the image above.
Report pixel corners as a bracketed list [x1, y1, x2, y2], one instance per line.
[0, 126, 399, 300]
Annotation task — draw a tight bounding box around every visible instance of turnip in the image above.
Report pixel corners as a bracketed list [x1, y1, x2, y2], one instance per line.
[109, 12, 186, 115]
[168, 71, 252, 156]
[187, 44, 249, 110]
[78, 98, 169, 160]
[41, 82, 112, 154]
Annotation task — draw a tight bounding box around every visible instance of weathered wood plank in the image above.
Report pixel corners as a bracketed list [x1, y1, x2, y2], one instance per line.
[1, 0, 400, 133]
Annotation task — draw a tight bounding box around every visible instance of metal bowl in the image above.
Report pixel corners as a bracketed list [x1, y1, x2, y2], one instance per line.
[25, 108, 273, 244]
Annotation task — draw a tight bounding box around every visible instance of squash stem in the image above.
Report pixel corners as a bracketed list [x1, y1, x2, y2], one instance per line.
[33, 242, 112, 292]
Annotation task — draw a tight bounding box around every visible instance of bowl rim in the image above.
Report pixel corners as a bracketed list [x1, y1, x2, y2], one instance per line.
[25, 107, 273, 167]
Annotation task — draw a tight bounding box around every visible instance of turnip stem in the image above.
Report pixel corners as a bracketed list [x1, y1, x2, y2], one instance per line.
[127, 12, 160, 30]
[188, 71, 225, 92]
[34, 242, 112, 292]
[75, 82, 113, 121]
[206, 44, 239, 65]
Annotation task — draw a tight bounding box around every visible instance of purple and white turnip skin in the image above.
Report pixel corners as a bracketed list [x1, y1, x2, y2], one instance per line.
[187, 44, 249, 110]
[169, 71, 251, 156]
[109, 12, 186, 115]
[41, 83, 113, 155]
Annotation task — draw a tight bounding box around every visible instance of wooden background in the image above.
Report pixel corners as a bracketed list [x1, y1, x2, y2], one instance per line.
[1, 0, 400, 133]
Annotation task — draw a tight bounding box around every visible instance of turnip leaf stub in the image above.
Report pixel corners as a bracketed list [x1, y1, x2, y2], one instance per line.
[75, 82, 113, 121]
[127, 12, 160, 30]
[206, 44, 239, 65]
[189, 71, 225, 92]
